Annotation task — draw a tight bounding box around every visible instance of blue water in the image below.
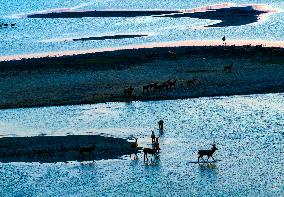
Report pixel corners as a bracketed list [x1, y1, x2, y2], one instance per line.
[0, 0, 283, 57]
[0, 93, 283, 196]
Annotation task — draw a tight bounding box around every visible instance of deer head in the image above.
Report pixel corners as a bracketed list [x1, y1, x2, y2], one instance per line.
[212, 144, 218, 150]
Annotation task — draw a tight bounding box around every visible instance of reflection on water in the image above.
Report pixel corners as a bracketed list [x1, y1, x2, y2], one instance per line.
[0, 93, 283, 195]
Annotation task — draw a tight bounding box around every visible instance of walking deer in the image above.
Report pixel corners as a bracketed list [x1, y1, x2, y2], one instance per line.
[124, 86, 134, 98]
[198, 144, 218, 163]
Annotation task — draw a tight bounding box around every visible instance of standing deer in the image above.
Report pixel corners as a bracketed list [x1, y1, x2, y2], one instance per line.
[143, 147, 158, 162]
[143, 85, 150, 94]
[130, 138, 138, 159]
[198, 144, 218, 163]
[158, 119, 164, 130]
[222, 36, 226, 46]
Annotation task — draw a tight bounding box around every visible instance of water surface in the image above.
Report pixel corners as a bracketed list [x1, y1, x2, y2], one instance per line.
[0, 0, 284, 57]
[0, 93, 283, 196]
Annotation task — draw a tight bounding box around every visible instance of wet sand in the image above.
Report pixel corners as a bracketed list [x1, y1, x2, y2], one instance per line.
[0, 135, 139, 163]
[0, 45, 283, 109]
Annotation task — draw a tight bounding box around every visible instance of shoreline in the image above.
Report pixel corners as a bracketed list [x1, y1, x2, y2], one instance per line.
[0, 45, 283, 109]
[1, 39, 284, 62]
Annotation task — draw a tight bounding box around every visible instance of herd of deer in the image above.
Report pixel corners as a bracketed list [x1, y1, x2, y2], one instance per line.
[130, 130, 161, 163]
[143, 79, 176, 94]
[78, 119, 218, 164]
[130, 121, 164, 163]
[123, 63, 234, 98]
[130, 120, 218, 164]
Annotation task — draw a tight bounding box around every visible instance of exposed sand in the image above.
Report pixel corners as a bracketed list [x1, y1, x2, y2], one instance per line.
[0, 135, 139, 163]
[0, 45, 283, 109]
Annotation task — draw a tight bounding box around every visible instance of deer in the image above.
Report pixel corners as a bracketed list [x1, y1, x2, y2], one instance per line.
[130, 138, 138, 159]
[79, 145, 96, 161]
[222, 35, 226, 46]
[198, 144, 218, 163]
[143, 147, 158, 162]
[167, 79, 176, 90]
[158, 119, 164, 130]
[149, 82, 158, 91]
[143, 84, 150, 94]
[154, 84, 163, 94]
[123, 86, 134, 98]
[186, 78, 197, 88]
[224, 63, 233, 73]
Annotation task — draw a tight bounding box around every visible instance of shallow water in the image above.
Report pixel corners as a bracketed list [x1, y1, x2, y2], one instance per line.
[0, 93, 283, 196]
[0, 0, 284, 57]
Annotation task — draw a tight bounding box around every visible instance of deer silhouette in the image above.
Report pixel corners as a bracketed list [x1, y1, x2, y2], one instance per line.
[143, 85, 150, 94]
[143, 147, 158, 162]
[158, 120, 164, 130]
[124, 86, 134, 98]
[198, 144, 218, 163]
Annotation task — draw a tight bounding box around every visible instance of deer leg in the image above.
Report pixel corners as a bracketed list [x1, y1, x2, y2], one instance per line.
[211, 156, 215, 161]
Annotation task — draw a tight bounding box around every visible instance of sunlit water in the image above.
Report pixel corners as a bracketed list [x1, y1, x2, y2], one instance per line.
[0, 0, 284, 57]
[0, 93, 283, 196]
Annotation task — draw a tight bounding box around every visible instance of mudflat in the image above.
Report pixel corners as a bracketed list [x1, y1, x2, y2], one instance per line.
[0, 45, 283, 109]
[0, 135, 138, 163]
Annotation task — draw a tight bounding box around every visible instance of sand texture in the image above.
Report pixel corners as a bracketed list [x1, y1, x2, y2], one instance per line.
[0, 45, 283, 109]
